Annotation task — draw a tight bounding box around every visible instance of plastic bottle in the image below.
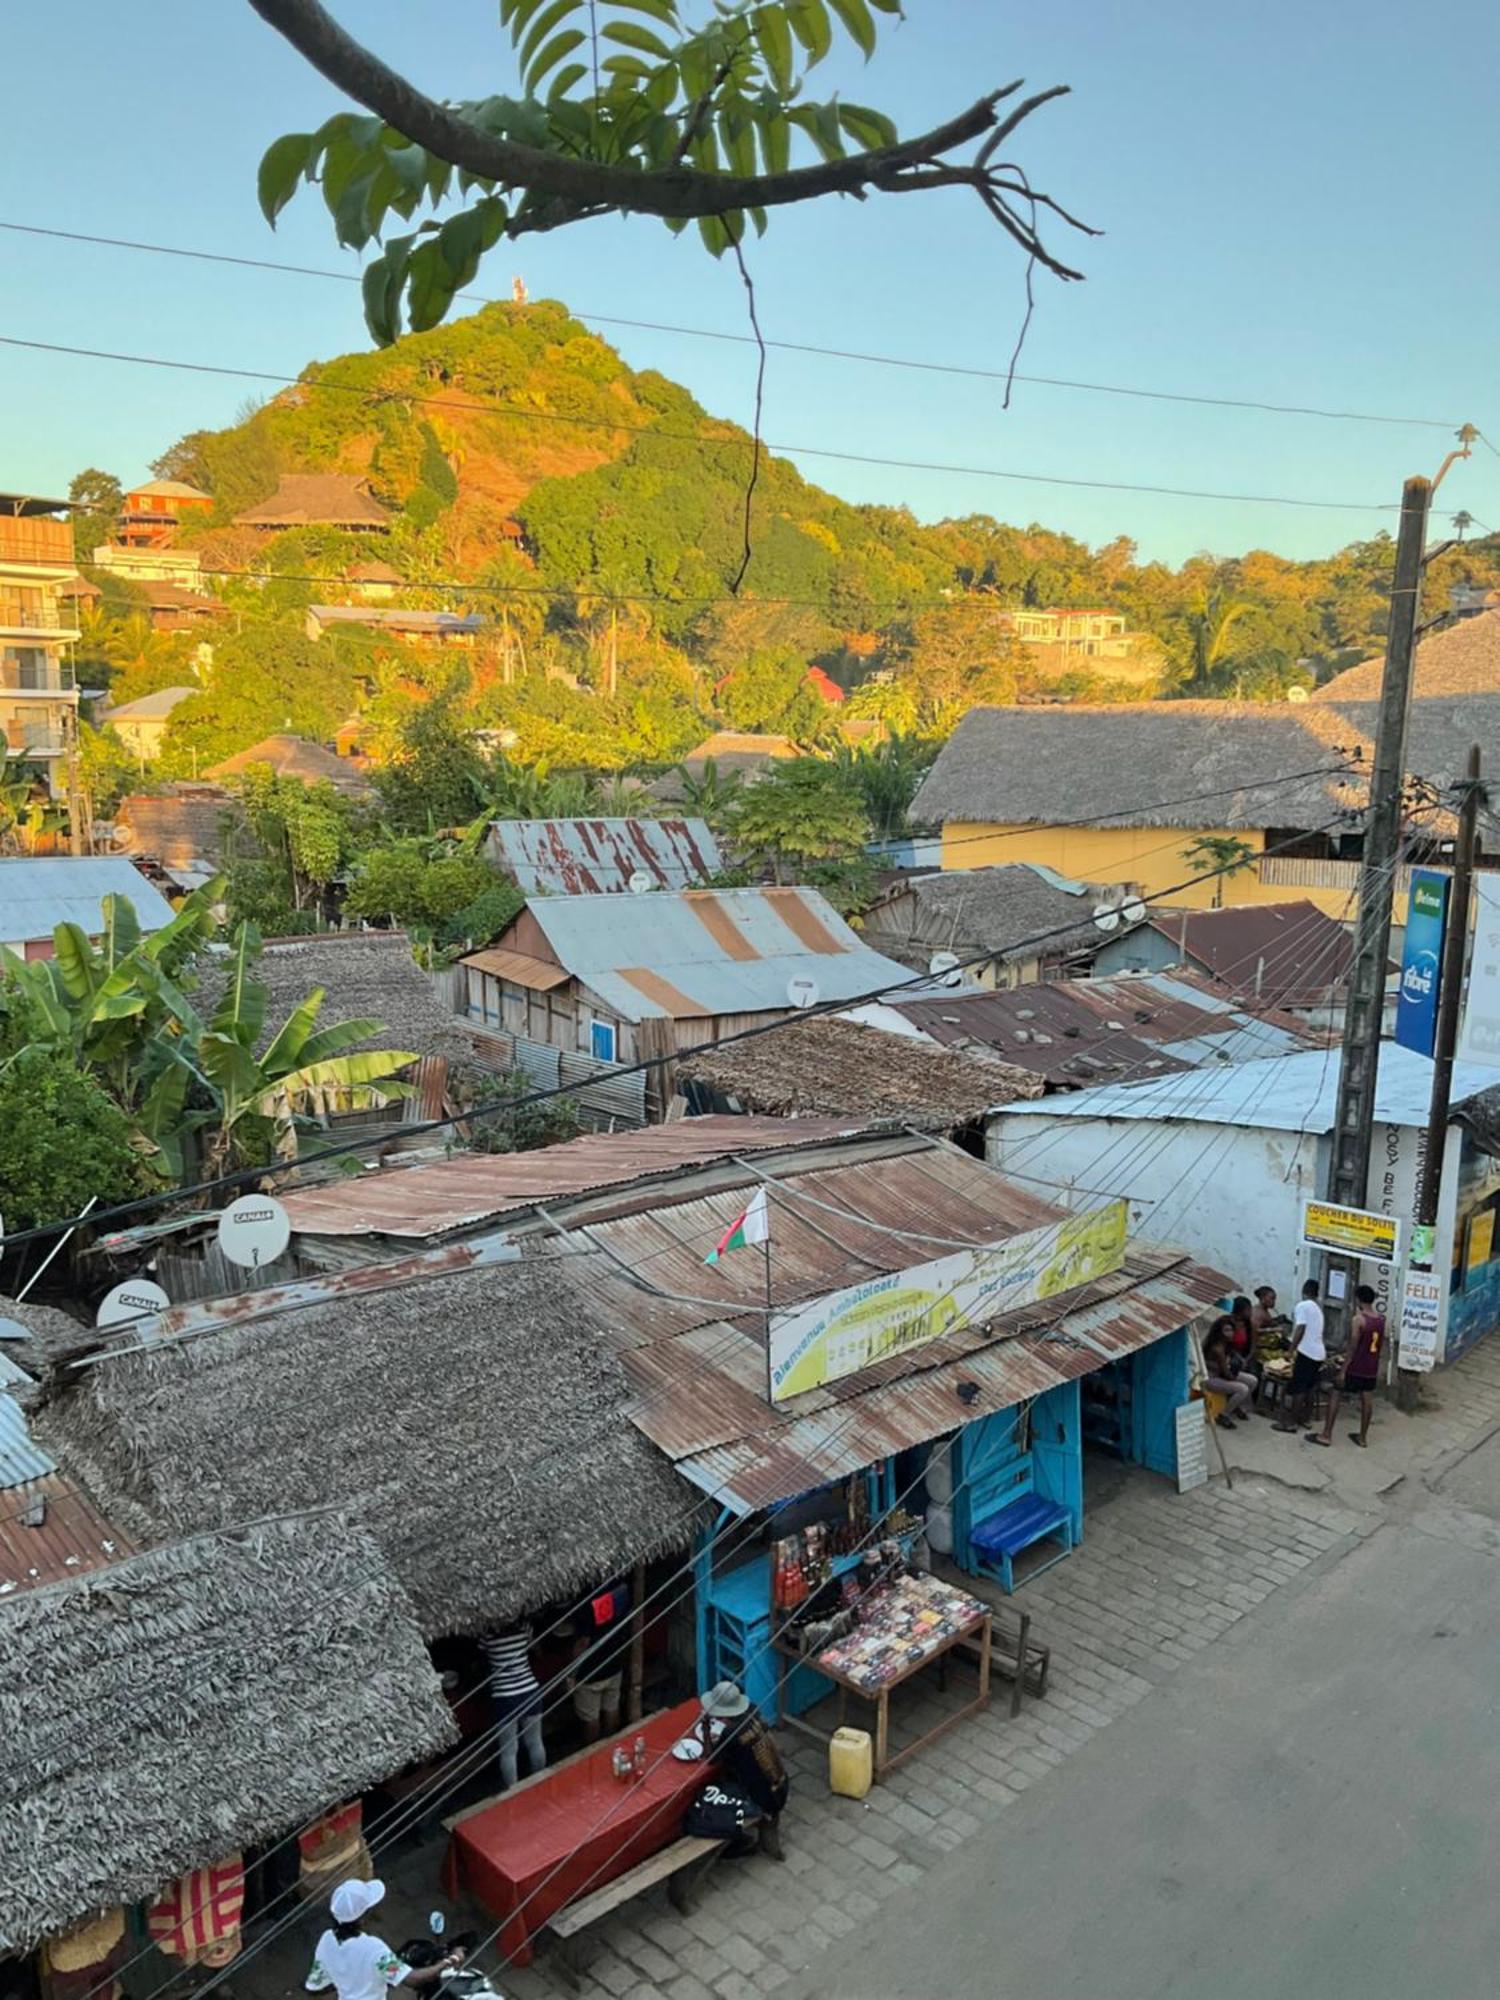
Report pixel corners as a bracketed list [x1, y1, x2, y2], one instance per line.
[633, 1734, 647, 1778]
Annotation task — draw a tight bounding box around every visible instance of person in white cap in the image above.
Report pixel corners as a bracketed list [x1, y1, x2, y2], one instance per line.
[306, 1881, 464, 2000]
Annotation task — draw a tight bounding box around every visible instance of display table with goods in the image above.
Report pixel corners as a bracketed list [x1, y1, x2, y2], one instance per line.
[442, 1700, 718, 1966]
[776, 1569, 992, 1780]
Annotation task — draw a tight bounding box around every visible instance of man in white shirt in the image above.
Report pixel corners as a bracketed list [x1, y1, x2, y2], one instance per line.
[1274, 1277, 1326, 1432]
[307, 1880, 464, 2000]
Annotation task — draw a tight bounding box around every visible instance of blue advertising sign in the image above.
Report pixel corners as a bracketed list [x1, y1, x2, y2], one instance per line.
[1395, 868, 1451, 1055]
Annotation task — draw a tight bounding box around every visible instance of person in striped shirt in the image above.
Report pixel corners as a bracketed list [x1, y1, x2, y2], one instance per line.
[481, 1624, 547, 1789]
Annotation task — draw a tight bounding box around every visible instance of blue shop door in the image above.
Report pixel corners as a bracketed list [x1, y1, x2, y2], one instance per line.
[1132, 1328, 1190, 1478]
[1030, 1380, 1083, 1543]
[952, 1408, 1027, 1568]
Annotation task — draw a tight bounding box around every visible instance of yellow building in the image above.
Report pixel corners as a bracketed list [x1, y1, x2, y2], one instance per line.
[908, 700, 1426, 919]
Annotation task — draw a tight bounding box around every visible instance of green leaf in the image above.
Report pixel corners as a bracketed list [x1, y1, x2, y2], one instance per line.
[789, 98, 845, 159]
[839, 101, 896, 148]
[519, 0, 583, 78]
[294, 1018, 390, 1067]
[718, 104, 759, 176]
[826, 0, 875, 55]
[612, 0, 679, 21]
[260, 988, 327, 1079]
[697, 212, 733, 256]
[99, 895, 140, 971]
[212, 922, 266, 1043]
[197, 1030, 264, 1105]
[524, 26, 589, 92]
[756, 103, 792, 173]
[50, 924, 99, 1006]
[786, 0, 831, 62]
[404, 241, 453, 333]
[257, 132, 313, 227]
[549, 59, 593, 97]
[603, 18, 674, 57]
[363, 240, 410, 346]
[255, 1049, 419, 1111]
[752, 6, 795, 90]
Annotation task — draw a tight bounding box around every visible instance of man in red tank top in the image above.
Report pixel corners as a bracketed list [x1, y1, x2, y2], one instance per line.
[1306, 1283, 1383, 1449]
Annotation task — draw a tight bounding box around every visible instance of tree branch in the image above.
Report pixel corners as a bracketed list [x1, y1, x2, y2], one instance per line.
[248, 0, 1070, 226]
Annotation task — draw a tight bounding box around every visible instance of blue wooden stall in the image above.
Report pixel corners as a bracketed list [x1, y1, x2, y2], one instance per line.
[953, 1383, 1082, 1593]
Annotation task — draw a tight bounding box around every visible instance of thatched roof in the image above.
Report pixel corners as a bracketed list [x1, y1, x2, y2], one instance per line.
[1312, 609, 1500, 701]
[205, 734, 370, 792]
[677, 1015, 1042, 1125]
[115, 788, 247, 868]
[39, 1261, 701, 1639]
[0, 1517, 452, 1951]
[210, 932, 474, 1065]
[861, 864, 1110, 970]
[908, 703, 1363, 831]
[233, 474, 392, 530]
[0, 1296, 96, 1387]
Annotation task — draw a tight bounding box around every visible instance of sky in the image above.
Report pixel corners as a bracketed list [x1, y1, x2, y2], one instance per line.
[2, 0, 1497, 566]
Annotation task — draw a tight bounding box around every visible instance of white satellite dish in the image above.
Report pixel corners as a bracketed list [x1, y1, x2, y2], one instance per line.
[1120, 898, 1148, 927]
[0, 1318, 29, 1344]
[928, 950, 963, 990]
[218, 1193, 291, 1269]
[1092, 901, 1123, 934]
[96, 1279, 170, 1334]
[627, 870, 655, 895]
[787, 975, 820, 1010]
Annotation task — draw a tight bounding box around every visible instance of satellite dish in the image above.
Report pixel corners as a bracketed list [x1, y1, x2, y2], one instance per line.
[787, 975, 820, 1010]
[0, 1318, 30, 1344]
[627, 870, 655, 896]
[1092, 901, 1123, 934]
[218, 1193, 291, 1269]
[96, 1279, 170, 1334]
[928, 951, 963, 990]
[1120, 898, 1148, 927]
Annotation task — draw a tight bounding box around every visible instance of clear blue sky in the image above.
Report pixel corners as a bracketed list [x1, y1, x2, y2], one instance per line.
[3, 0, 1497, 564]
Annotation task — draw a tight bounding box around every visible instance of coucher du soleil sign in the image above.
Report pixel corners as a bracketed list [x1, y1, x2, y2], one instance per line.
[767, 1200, 1130, 1404]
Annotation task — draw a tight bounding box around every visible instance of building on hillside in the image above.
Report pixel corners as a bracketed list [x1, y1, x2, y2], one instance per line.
[1090, 899, 1362, 1029]
[58, 572, 102, 614]
[134, 581, 228, 632]
[0, 493, 81, 802]
[860, 863, 1125, 987]
[804, 664, 845, 704]
[988, 1042, 1500, 1376]
[458, 886, 920, 1115]
[92, 543, 205, 588]
[204, 733, 370, 793]
[112, 786, 245, 889]
[0, 856, 176, 957]
[100, 686, 196, 761]
[233, 474, 392, 532]
[675, 1012, 1041, 1137]
[484, 816, 721, 896]
[116, 478, 213, 548]
[304, 603, 482, 645]
[1311, 604, 1500, 702]
[905, 698, 1500, 919]
[847, 968, 1323, 1093]
[344, 558, 404, 602]
[1000, 607, 1132, 656]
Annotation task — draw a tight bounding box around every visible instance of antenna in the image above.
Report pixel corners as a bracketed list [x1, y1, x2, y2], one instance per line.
[218, 1193, 291, 1270]
[96, 1279, 170, 1335]
[787, 975, 821, 1010]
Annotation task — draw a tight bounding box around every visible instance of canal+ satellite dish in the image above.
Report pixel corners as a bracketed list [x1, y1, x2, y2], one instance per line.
[928, 951, 963, 988]
[787, 975, 820, 1010]
[96, 1280, 170, 1334]
[218, 1193, 291, 1269]
[627, 870, 655, 895]
[1092, 900, 1124, 933]
[1120, 898, 1148, 927]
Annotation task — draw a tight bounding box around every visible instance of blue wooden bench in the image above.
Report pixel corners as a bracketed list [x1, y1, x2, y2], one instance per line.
[969, 1492, 1076, 1594]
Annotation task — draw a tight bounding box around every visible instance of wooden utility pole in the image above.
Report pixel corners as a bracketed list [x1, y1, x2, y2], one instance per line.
[1322, 475, 1431, 1338]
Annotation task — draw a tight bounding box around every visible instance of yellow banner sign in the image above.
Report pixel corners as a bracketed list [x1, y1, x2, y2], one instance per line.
[767, 1200, 1129, 1404]
[1300, 1200, 1400, 1265]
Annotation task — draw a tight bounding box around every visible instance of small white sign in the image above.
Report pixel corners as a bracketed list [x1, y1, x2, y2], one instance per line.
[1397, 1267, 1443, 1373]
[218, 1193, 291, 1269]
[1175, 1402, 1209, 1492]
[96, 1280, 170, 1334]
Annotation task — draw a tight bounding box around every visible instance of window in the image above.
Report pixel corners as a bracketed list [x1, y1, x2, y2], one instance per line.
[590, 1019, 617, 1063]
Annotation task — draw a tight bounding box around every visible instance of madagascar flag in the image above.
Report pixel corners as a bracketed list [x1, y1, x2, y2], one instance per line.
[705, 1187, 770, 1263]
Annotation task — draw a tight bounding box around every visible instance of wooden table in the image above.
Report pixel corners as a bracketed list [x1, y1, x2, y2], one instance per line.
[777, 1573, 992, 1781]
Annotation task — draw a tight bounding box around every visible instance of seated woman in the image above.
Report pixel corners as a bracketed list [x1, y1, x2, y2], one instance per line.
[1227, 1295, 1265, 1400]
[1202, 1316, 1255, 1427]
[698, 1682, 790, 1858]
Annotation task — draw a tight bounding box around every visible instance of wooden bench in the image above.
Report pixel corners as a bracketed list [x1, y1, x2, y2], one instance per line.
[969, 1492, 1075, 1593]
[544, 1835, 726, 1989]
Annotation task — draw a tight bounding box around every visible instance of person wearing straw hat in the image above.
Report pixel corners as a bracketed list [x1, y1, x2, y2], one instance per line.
[306, 1881, 463, 2000]
[697, 1682, 789, 1858]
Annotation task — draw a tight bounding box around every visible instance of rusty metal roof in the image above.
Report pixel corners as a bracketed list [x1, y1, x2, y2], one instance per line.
[486, 818, 721, 895]
[283, 1114, 877, 1239]
[0, 1475, 133, 1593]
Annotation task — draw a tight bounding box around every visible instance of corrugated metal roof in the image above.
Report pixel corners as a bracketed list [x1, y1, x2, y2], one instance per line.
[0, 1475, 133, 1592]
[989, 1039, 1498, 1133]
[0, 858, 177, 941]
[0, 1396, 53, 1489]
[486, 818, 721, 896]
[462, 946, 570, 990]
[283, 1114, 876, 1238]
[525, 888, 917, 1021]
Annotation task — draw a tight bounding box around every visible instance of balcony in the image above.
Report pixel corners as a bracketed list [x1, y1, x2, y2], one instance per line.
[1257, 855, 1414, 899]
[0, 515, 73, 569]
[0, 606, 81, 643]
[0, 656, 77, 695]
[2, 720, 65, 758]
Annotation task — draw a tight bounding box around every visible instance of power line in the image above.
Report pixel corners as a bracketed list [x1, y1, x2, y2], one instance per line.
[0, 219, 1472, 434]
[0, 333, 1468, 519]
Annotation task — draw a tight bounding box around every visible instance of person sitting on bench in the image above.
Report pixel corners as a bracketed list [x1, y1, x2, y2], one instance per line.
[1202, 1317, 1254, 1426]
[698, 1682, 789, 1858]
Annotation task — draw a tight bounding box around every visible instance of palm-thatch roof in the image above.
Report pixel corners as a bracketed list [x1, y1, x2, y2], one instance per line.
[217, 932, 474, 1065]
[114, 788, 248, 869]
[677, 1015, 1042, 1125]
[908, 703, 1364, 830]
[39, 1261, 702, 1639]
[233, 474, 392, 530]
[861, 864, 1112, 970]
[0, 1295, 97, 1383]
[1311, 608, 1500, 701]
[205, 734, 370, 793]
[0, 1517, 452, 1951]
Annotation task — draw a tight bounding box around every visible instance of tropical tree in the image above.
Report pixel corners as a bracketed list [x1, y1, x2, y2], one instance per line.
[252, 2, 1082, 345]
[68, 467, 123, 560]
[0, 1045, 144, 1231]
[1181, 835, 1256, 907]
[668, 756, 746, 829]
[724, 757, 869, 884]
[831, 733, 937, 841]
[1179, 587, 1254, 695]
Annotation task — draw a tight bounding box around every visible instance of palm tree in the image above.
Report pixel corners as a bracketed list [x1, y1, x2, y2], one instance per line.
[1182, 589, 1253, 694]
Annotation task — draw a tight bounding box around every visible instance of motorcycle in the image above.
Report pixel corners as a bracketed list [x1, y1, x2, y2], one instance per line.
[399, 1922, 505, 2000]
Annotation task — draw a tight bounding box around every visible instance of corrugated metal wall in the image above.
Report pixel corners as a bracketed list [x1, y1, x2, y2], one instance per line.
[465, 1025, 646, 1128]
